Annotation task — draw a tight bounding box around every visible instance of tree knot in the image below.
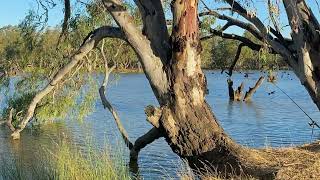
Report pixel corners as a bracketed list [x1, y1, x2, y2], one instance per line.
[145, 105, 162, 128]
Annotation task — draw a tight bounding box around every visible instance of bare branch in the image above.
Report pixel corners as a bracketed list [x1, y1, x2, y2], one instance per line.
[202, 28, 266, 52]
[99, 56, 133, 149]
[244, 76, 265, 101]
[98, 39, 163, 161]
[223, 0, 296, 64]
[226, 43, 245, 76]
[199, 10, 263, 41]
[7, 108, 15, 132]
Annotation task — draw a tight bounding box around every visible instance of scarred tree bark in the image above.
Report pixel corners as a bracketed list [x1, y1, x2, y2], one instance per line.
[145, 0, 274, 177]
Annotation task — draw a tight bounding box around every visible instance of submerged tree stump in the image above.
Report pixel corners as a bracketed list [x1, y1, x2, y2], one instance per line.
[228, 76, 264, 102]
[243, 76, 265, 102]
[235, 82, 244, 101]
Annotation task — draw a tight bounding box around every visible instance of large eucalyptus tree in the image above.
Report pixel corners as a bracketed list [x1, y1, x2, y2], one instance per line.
[6, 0, 320, 178]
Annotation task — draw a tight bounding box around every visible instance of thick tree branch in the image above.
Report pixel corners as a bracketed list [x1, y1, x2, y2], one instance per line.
[199, 10, 263, 41]
[223, 0, 297, 66]
[130, 127, 162, 161]
[133, 0, 170, 63]
[11, 26, 125, 139]
[103, 0, 170, 105]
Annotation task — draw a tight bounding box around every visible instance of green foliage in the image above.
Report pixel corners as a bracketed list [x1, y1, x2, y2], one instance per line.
[74, 77, 99, 122]
[1, 92, 36, 126]
[200, 16, 216, 35]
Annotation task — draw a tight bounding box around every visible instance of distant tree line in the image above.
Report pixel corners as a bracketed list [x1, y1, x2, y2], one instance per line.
[0, 4, 286, 76]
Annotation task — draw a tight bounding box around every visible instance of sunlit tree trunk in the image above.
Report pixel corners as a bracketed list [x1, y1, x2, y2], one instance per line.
[283, 0, 320, 110]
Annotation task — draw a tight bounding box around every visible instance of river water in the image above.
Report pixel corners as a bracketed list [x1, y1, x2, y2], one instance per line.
[1, 71, 320, 179]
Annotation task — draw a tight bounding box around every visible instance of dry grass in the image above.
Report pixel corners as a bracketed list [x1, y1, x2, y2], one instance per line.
[177, 141, 320, 180]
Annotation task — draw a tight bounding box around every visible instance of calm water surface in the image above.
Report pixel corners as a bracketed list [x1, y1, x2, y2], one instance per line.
[1, 70, 320, 179]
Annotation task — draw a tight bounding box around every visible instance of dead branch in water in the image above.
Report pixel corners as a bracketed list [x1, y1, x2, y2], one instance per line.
[234, 82, 244, 101]
[227, 76, 264, 101]
[244, 76, 265, 102]
[227, 79, 235, 100]
[98, 41, 162, 162]
[227, 79, 244, 101]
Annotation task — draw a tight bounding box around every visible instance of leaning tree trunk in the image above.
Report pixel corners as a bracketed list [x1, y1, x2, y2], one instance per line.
[149, 0, 274, 177]
[282, 0, 320, 110]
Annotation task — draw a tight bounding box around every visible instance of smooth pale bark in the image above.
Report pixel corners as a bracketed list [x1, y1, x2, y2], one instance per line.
[133, 0, 170, 63]
[103, 0, 170, 105]
[11, 26, 124, 139]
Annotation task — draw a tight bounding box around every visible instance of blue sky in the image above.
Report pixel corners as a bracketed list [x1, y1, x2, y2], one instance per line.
[0, 0, 63, 27]
[0, 0, 319, 37]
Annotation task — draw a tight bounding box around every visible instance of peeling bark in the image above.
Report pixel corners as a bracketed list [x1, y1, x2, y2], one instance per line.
[283, 0, 320, 110]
